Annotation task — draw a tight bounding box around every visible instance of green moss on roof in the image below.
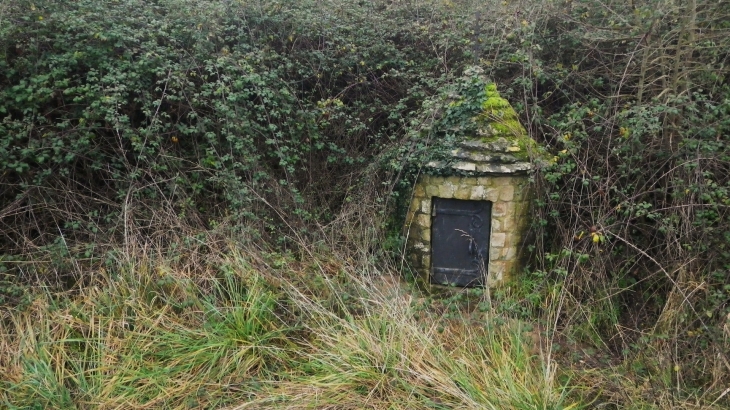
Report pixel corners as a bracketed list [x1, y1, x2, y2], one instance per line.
[422, 67, 548, 169]
[468, 83, 537, 161]
[477, 84, 526, 139]
[483, 83, 515, 111]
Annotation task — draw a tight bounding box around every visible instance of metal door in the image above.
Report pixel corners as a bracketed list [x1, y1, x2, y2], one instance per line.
[431, 198, 491, 287]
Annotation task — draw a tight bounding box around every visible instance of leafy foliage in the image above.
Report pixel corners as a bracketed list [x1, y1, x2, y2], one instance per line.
[0, 0, 468, 272]
[485, 0, 730, 400]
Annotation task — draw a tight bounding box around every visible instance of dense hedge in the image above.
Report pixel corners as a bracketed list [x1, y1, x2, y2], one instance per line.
[0, 0, 468, 262]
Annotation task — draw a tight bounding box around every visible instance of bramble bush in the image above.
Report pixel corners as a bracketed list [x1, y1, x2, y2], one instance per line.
[485, 0, 730, 401]
[0, 0, 469, 275]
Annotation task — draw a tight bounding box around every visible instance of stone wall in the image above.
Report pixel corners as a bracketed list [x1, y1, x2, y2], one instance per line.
[405, 174, 532, 286]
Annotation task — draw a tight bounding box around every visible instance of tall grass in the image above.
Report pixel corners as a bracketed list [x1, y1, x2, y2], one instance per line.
[241, 288, 572, 409]
[0, 241, 575, 409]
[0, 250, 289, 409]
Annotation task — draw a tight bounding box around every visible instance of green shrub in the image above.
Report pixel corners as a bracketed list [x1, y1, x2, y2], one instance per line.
[0, 0, 473, 277]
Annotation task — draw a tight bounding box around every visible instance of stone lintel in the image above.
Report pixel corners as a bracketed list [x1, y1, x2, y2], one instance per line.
[426, 160, 533, 174]
[451, 149, 520, 164]
[458, 138, 513, 153]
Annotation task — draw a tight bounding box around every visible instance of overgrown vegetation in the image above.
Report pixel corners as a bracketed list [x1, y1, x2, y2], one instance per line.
[1, 0, 729, 408]
[0, 246, 574, 409]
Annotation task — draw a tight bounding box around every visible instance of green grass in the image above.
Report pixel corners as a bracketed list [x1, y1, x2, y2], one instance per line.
[0, 254, 289, 409]
[2, 244, 727, 409]
[0, 248, 578, 409]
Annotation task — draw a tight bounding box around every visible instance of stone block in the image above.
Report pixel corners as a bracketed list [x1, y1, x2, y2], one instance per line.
[446, 176, 461, 185]
[499, 185, 515, 201]
[503, 247, 516, 260]
[426, 185, 439, 197]
[486, 188, 500, 202]
[422, 255, 431, 268]
[454, 186, 471, 200]
[493, 177, 510, 186]
[491, 218, 501, 231]
[473, 164, 486, 173]
[453, 162, 476, 171]
[501, 215, 513, 231]
[503, 232, 515, 248]
[421, 198, 431, 214]
[493, 202, 507, 216]
[414, 184, 426, 197]
[488, 261, 505, 279]
[417, 213, 431, 228]
[439, 183, 456, 198]
[490, 247, 501, 261]
[492, 232, 506, 247]
[470, 186, 485, 200]
[477, 177, 492, 187]
[421, 228, 431, 241]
